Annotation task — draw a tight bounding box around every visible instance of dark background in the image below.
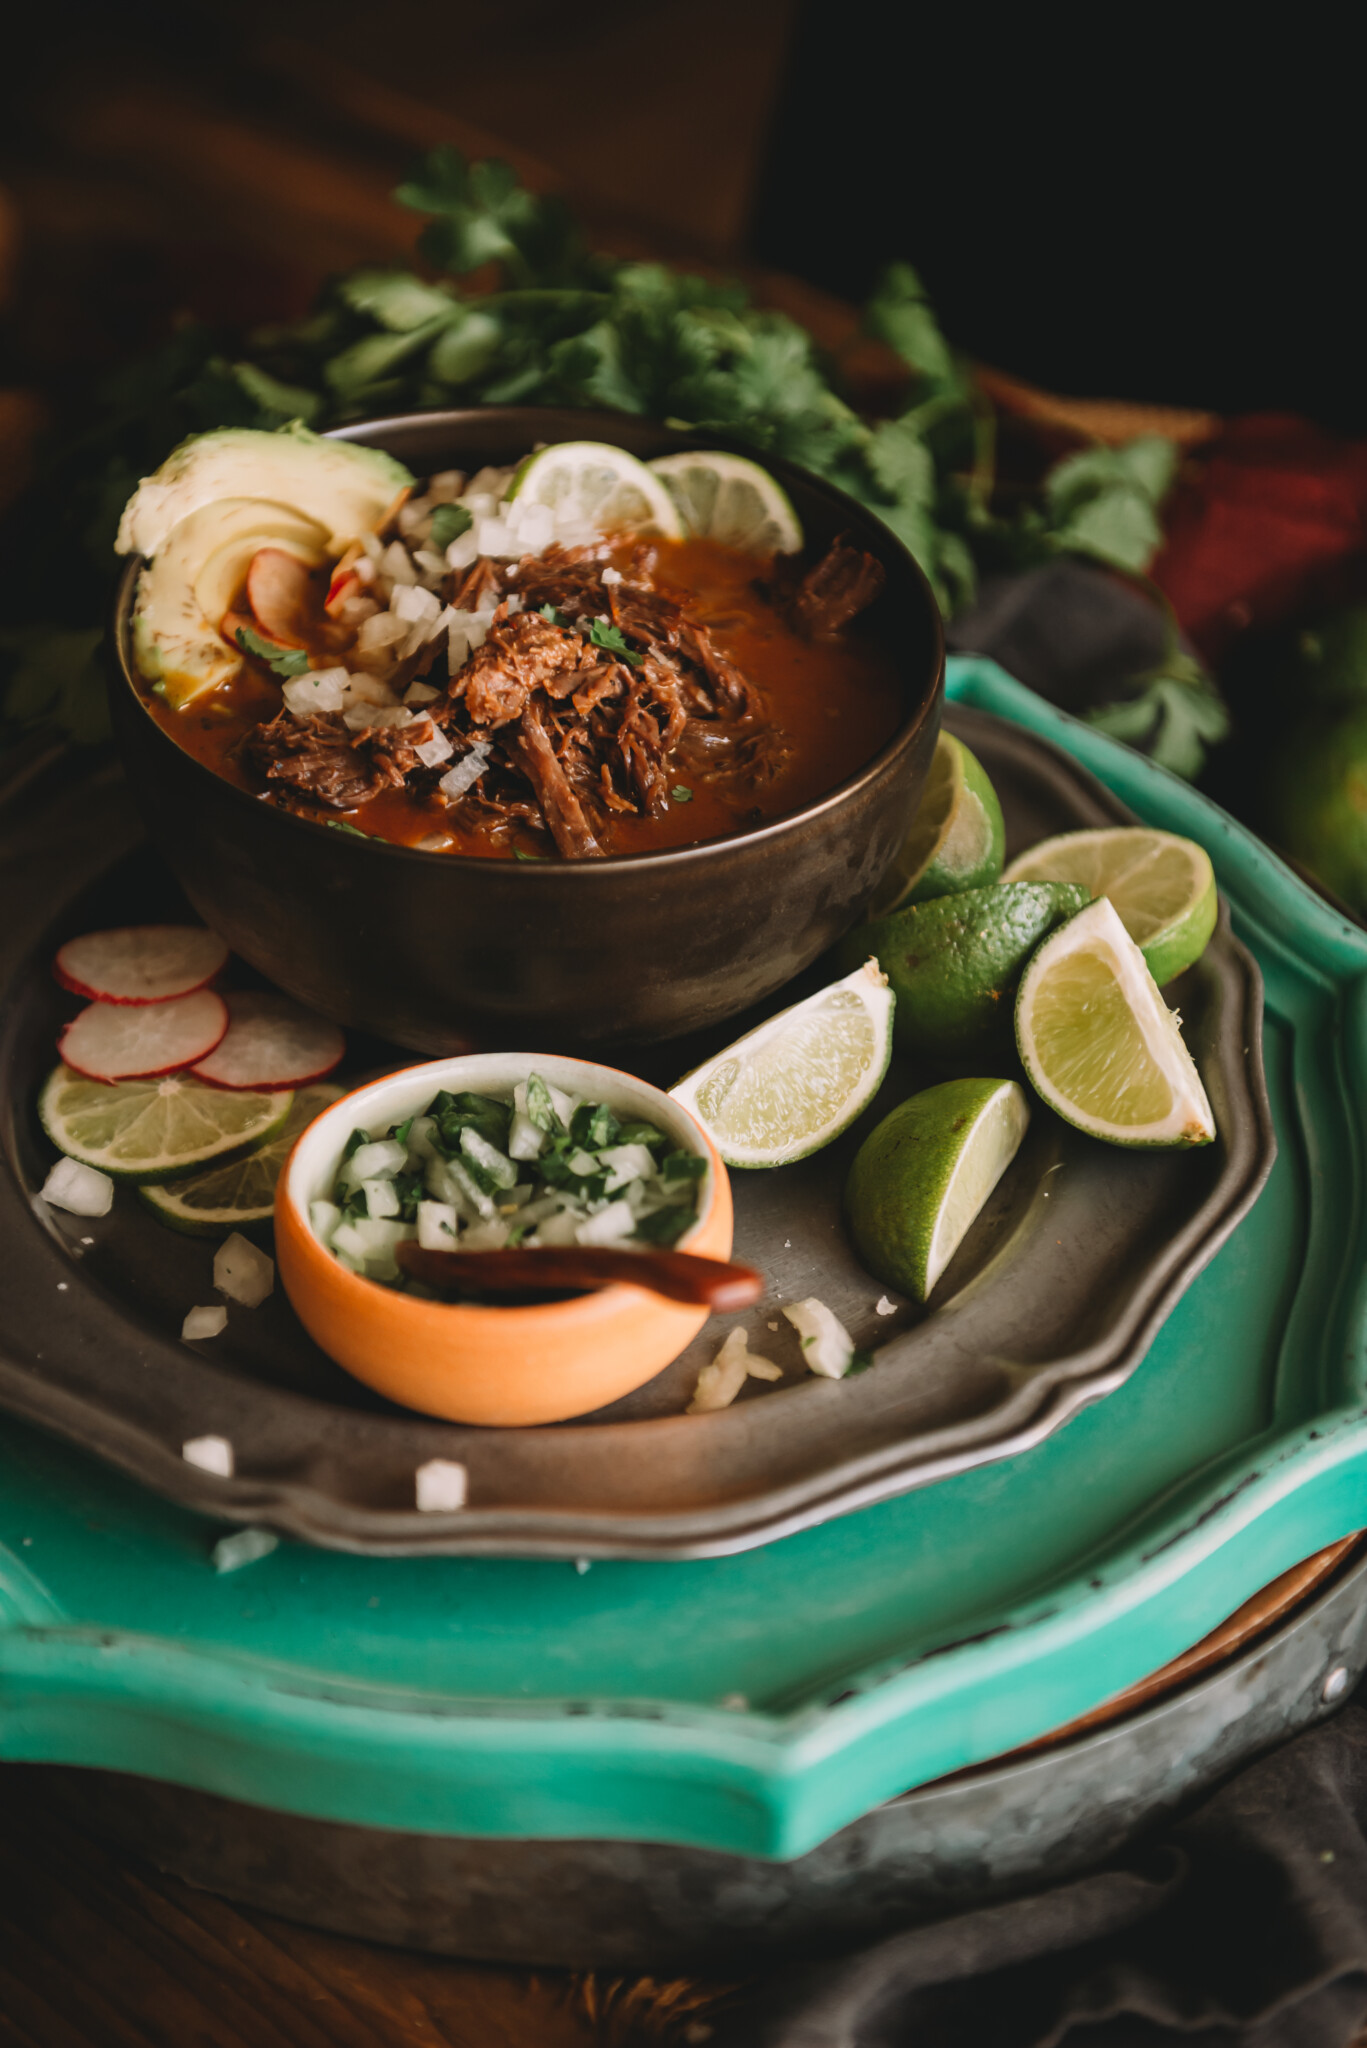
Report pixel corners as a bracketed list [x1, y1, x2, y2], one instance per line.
[0, 0, 1359, 435]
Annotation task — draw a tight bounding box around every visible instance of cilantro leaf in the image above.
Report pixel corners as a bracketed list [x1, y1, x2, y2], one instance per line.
[589, 618, 643, 666]
[234, 625, 311, 678]
[671, 785, 693, 803]
[538, 602, 566, 625]
[326, 819, 369, 838]
[429, 503, 473, 551]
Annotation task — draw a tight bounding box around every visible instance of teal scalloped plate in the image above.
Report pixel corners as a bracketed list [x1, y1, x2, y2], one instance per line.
[3, 655, 1367, 1862]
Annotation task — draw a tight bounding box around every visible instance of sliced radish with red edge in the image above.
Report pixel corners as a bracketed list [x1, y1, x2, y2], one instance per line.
[247, 549, 346, 653]
[59, 989, 228, 1082]
[55, 925, 230, 1005]
[190, 991, 345, 1091]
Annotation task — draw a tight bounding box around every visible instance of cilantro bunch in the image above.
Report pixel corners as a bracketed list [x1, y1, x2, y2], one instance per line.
[0, 144, 1225, 775]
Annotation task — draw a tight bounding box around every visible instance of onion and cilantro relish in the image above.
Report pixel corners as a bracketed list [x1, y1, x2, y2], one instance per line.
[309, 1075, 704, 1283]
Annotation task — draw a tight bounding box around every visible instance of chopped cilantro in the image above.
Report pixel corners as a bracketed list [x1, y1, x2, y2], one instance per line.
[234, 624, 311, 678]
[588, 618, 643, 667]
[660, 1151, 707, 1183]
[327, 819, 368, 838]
[525, 1073, 561, 1134]
[392, 1115, 415, 1147]
[847, 1347, 877, 1376]
[429, 502, 473, 551]
[538, 602, 566, 625]
[670, 785, 693, 803]
[513, 847, 545, 861]
[634, 1204, 695, 1246]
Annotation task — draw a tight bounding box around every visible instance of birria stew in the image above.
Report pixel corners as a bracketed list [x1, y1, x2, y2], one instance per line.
[126, 439, 904, 861]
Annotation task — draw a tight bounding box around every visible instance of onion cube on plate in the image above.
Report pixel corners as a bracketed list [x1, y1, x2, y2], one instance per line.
[415, 1459, 468, 1512]
[214, 1232, 274, 1307]
[211, 1526, 278, 1573]
[182, 1304, 228, 1340]
[783, 1298, 855, 1379]
[41, 1156, 114, 1218]
[361, 1177, 400, 1220]
[183, 1433, 233, 1475]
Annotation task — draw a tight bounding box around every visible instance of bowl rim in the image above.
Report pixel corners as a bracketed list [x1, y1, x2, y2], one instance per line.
[110, 404, 945, 878]
[278, 1049, 725, 1328]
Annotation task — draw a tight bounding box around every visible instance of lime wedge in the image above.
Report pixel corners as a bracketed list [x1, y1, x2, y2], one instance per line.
[138, 1082, 342, 1233]
[835, 881, 1090, 1063]
[868, 733, 1005, 917]
[845, 1077, 1031, 1301]
[1002, 826, 1217, 986]
[1015, 897, 1215, 1147]
[648, 450, 802, 555]
[507, 441, 684, 540]
[671, 961, 894, 1168]
[39, 1065, 291, 1183]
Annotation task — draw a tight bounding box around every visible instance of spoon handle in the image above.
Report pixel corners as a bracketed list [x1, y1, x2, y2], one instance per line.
[394, 1242, 763, 1311]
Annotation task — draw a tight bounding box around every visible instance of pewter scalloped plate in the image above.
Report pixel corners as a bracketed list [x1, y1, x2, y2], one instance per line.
[0, 707, 1274, 1557]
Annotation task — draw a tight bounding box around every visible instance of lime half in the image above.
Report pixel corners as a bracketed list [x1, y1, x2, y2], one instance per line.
[671, 961, 894, 1168]
[1015, 897, 1215, 1147]
[869, 733, 1005, 917]
[507, 441, 684, 539]
[39, 1065, 291, 1183]
[845, 1077, 1031, 1301]
[648, 450, 802, 555]
[1003, 826, 1217, 986]
[139, 1082, 342, 1233]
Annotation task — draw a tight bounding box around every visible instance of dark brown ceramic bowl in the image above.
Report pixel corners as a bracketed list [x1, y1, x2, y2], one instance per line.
[108, 408, 943, 1052]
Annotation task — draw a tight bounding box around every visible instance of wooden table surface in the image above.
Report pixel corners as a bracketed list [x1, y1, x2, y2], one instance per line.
[0, 1765, 735, 2047]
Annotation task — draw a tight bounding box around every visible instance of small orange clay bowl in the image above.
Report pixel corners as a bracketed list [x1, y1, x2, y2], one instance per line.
[275, 1052, 732, 1426]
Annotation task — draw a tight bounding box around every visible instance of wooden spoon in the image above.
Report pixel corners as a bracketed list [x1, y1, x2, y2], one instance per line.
[395, 1241, 763, 1311]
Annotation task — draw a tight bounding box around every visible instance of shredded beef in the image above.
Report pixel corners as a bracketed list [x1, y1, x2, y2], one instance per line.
[245, 712, 389, 810]
[511, 697, 603, 858]
[245, 531, 880, 854]
[777, 535, 886, 638]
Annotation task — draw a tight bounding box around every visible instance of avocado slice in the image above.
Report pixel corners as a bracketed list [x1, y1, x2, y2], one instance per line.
[117, 425, 414, 710]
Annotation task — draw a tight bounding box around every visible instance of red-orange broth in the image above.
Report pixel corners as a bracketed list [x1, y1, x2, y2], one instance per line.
[140, 537, 906, 858]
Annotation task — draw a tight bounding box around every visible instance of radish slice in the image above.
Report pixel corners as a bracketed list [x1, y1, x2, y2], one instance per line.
[55, 925, 230, 1005]
[190, 990, 345, 1091]
[59, 988, 229, 1081]
[247, 548, 344, 652]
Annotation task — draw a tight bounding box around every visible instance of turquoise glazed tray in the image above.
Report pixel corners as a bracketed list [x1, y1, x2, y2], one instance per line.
[3, 656, 1367, 1862]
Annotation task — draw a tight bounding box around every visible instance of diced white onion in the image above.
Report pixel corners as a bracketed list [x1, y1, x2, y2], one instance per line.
[345, 1139, 408, 1185]
[439, 742, 491, 801]
[183, 1432, 233, 1473]
[575, 1199, 637, 1246]
[310, 1199, 341, 1243]
[460, 1126, 518, 1189]
[783, 1297, 854, 1380]
[381, 539, 417, 586]
[417, 1200, 458, 1249]
[356, 611, 408, 651]
[182, 1304, 228, 1341]
[688, 1327, 751, 1412]
[415, 728, 453, 769]
[415, 1458, 467, 1512]
[404, 681, 441, 705]
[214, 1232, 274, 1308]
[41, 1156, 114, 1218]
[507, 1110, 544, 1161]
[446, 530, 480, 571]
[361, 1177, 400, 1220]
[599, 1143, 658, 1194]
[283, 667, 347, 716]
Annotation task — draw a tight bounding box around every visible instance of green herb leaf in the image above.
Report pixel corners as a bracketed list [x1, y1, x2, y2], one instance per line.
[525, 1074, 561, 1134]
[538, 603, 566, 625]
[846, 1347, 877, 1376]
[634, 1204, 694, 1246]
[670, 785, 693, 803]
[614, 1120, 669, 1151]
[660, 1152, 707, 1183]
[234, 625, 311, 678]
[326, 819, 368, 837]
[513, 847, 546, 861]
[429, 503, 473, 552]
[588, 618, 643, 666]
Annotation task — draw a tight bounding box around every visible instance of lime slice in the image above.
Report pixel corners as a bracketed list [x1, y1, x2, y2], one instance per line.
[845, 1077, 1031, 1301]
[648, 450, 802, 555]
[1002, 826, 1217, 986]
[1015, 897, 1215, 1147]
[39, 1065, 291, 1183]
[671, 961, 894, 1168]
[507, 441, 684, 540]
[834, 881, 1090, 1063]
[868, 733, 1005, 917]
[138, 1082, 342, 1233]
